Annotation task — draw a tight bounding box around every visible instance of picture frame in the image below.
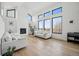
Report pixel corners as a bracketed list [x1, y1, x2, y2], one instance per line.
[6, 9, 16, 18]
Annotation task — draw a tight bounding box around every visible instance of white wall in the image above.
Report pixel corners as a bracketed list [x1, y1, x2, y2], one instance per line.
[0, 2, 5, 55]
[1, 2, 18, 33]
[62, 2, 79, 33]
[1, 2, 29, 35]
[53, 2, 79, 41]
[16, 6, 29, 34]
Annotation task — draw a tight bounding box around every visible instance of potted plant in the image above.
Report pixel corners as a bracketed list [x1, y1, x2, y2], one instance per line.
[2, 46, 16, 56]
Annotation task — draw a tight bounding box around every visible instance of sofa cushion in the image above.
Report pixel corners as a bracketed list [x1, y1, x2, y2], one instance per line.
[2, 32, 12, 42]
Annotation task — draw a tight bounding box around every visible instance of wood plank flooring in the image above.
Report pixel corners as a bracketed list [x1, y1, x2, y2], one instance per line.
[13, 35, 79, 56]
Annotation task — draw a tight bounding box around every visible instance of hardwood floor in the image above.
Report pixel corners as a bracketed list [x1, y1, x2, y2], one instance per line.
[14, 35, 79, 56]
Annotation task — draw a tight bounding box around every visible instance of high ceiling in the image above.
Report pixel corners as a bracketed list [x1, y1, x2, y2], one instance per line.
[22, 2, 58, 15]
[2, 2, 59, 15]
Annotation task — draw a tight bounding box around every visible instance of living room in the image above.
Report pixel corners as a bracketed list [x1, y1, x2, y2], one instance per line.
[0, 2, 79, 56]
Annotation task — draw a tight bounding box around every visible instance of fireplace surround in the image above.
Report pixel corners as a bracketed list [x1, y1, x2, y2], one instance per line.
[20, 28, 26, 34]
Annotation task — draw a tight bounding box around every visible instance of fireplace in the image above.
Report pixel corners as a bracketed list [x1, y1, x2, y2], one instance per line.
[20, 28, 26, 34]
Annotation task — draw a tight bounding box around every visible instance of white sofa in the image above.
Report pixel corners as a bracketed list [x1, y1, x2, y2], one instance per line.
[34, 30, 51, 39]
[1, 32, 27, 54]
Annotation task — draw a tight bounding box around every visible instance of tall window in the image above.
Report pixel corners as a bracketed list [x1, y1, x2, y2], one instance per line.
[38, 7, 62, 33]
[52, 7, 62, 15]
[27, 14, 32, 22]
[52, 16, 62, 34]
[38, 20, 44, 30]
[45, 19, 51, 31]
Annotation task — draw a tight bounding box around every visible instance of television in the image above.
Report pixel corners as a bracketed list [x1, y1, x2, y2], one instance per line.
[20, 28, 26, 34]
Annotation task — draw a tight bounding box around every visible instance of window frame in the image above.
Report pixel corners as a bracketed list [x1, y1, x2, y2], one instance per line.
[44, 11, 52, 17]
[38, 14, 44, 19]
[52, 16, 62, 34]
[28, 14, 32, 21]
[52, 7, 62, 15]
[38, 20, 44, 30]
[44, 19, 51, 30]
[6, 9, 16, 18]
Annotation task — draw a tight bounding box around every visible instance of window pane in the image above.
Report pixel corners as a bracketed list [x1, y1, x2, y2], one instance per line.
[45, 20, 51, 30]
[53, 17, 62, 33]
[38, 20, 44, 29]
[44, 11, 52, 17]
[53, 7, 62, 14]
[27, 15, 32, 22]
